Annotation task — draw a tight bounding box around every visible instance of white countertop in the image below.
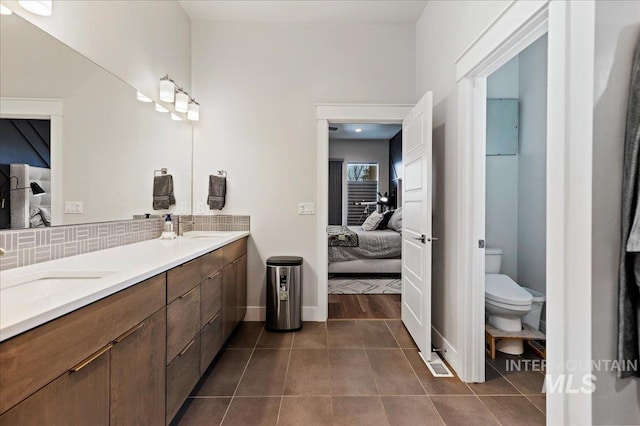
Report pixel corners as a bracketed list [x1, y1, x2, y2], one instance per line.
[0, 231, 250, 342]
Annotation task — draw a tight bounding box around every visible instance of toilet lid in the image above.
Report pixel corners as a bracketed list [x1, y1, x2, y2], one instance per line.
[485, 274, 532, 306]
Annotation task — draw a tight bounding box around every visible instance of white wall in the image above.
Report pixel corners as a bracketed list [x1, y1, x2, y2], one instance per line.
[517, 35, 547, 297]
[0, 14, 192, 224]
[416, 0, 509, 372]
[592, 2, 640, 423]
[192, 21, 416, 318]
[329, 138, 390, 226]
[486, 56, 519, 281]
[3, 0, 191, 99]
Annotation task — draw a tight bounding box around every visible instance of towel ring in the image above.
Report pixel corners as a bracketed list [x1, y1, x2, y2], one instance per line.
[154, 168, 168, 176]
[217, 169, 228, 177]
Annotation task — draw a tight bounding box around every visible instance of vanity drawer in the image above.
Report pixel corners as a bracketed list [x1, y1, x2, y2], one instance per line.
[166, 286, 201, 363]
[0, 273, 166, 414]
[200, 249, 224, 279]
[223, 238, 247, 265]
[167, 258, 203, 303]
[200, 314, 222, 374]
[166, 336, 200, 424]
[200, 272, 222, 329]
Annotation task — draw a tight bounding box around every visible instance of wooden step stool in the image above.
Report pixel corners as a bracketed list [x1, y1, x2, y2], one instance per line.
[485, 323, 546, 359]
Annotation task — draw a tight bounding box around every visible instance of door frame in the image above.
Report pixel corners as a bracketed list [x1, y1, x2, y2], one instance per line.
[316, 104, 413, 321]
[0, 98, 63, 225]
[456, 1, 594, 424]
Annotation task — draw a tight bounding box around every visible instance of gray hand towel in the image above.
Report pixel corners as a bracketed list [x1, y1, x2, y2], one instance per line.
[208, 175, 226, 210]
[153, 175, 175, 210]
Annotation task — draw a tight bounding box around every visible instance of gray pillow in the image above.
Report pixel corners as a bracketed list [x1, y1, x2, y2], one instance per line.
[361, 211, 383, 231]
[387, 208, 402, 232]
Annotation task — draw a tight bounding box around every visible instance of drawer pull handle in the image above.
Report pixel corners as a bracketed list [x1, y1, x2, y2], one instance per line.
[70, 343, 113, 373]
[179, 339, 195, 356]
[207, 313, 219, 325]
[114, 322, 145, 343]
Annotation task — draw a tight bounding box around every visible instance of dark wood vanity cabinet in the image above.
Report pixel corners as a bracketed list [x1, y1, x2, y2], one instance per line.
[0, 236, 248, 426]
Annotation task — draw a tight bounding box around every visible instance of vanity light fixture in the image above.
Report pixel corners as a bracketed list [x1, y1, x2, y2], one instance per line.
[18, 0, 52, 16]
[136, 91, 152, 103]
[155, 103, 169, 113]
[187, 99, 200, 121]
[174, 89, 189, 113]
[0, 4, 12, 15]
[170, 113, 182, 121]
[159, 75, 175, 103]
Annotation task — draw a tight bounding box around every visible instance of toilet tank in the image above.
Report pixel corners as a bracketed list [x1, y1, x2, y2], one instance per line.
[485, 247, 503, 273]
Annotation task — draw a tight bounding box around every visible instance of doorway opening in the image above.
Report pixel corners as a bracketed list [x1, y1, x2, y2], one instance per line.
[327, 122, 403, 320]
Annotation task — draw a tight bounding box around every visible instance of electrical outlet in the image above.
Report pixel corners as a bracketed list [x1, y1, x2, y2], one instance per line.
[64, 201, 83, 214]
[196, 201, 204, 214]
[298, 202, 315, 215]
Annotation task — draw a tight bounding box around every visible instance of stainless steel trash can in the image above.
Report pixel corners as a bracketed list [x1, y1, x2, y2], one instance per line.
[266, 256, 303, 331]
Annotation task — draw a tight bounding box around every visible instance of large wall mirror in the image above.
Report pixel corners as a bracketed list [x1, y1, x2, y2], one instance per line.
[0, 13, 192, 230]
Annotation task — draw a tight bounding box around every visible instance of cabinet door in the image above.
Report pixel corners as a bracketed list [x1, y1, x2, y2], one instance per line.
[166, 336, 200, 424]
[236, 255, 247, 322]
[201, 272, 223, 328]
[0, 345, 111, 425]
[222, 263, 237, 340]
[110, 308, 166, 426]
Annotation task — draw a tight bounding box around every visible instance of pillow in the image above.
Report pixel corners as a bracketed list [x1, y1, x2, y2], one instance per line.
[361, 211, 383, 231]
[387, 208, 403, 232]
[376, 210, 394, 230]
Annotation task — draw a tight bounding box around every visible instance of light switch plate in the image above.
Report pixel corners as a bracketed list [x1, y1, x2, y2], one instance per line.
[64, 201, 83, 214]
[298, 202, 315, 215]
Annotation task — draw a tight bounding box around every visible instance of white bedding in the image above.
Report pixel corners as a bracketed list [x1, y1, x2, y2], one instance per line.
[328, 226, 401, 263]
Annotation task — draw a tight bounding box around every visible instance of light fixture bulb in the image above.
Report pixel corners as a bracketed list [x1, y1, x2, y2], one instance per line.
[18, 0, 51, 16]
[170, 113, 182, 121]
[0, 4, 12, 15]
[155, 103, 168, 113]
[159, 77, 175, 103]
[174, 90, 189, 113]
[187, 100, 200, 121]
[355, 128, 363, 133]
[136, 91, 152, 103]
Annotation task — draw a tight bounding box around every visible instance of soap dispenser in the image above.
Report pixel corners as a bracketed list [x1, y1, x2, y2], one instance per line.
[160, 214, 176, 240]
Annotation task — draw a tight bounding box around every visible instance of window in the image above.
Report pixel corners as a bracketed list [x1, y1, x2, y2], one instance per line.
[347, 163, 378, 225]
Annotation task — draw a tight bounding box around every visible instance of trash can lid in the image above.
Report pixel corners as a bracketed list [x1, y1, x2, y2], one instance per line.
[267, 256, 303, 266]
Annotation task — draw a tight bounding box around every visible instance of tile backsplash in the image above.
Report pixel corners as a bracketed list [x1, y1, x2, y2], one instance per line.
[0, 218, 164, 271]
[178, 215, 250, 234]
[0, 215, 250, 272]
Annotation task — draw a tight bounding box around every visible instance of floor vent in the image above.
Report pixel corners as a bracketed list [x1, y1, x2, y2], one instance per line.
[419, 352, 454, 378]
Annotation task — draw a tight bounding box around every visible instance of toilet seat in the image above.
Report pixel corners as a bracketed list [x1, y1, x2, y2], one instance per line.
[485, 274, 532, 306]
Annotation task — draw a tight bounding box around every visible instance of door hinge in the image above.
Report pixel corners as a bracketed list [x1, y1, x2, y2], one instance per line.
[478, 240, 485, 248]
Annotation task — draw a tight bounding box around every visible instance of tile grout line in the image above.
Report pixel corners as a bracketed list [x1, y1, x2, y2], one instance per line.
[275, 331, 294, 424]
[325, 321, 335, 419]
[523, 394, 547, 416]
[219, 325, 266, 425]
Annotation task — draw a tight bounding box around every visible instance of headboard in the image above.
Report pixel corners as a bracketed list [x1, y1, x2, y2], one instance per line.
[9, 163, 52, 228]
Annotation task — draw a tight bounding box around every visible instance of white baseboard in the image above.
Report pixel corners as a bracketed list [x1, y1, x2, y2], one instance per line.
[432, 326, 462, 378]
[243, 306, 318, 322]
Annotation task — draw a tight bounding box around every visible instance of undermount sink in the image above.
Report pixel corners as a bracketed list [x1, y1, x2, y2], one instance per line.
[1, 271, 116, 298]
[182, 231, 230, 240]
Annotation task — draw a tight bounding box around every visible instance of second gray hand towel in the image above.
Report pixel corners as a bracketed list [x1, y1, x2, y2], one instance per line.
[208, 175, 226, 210]
[153, 174, 176, 210]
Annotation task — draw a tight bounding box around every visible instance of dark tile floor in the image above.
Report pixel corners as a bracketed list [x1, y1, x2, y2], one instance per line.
[173, 321, 546, 426]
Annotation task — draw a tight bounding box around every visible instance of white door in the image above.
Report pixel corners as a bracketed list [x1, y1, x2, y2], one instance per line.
[401, 92, 433, 361]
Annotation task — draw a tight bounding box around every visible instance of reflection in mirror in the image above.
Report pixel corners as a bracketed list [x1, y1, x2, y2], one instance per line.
[0, 13, 193, 230]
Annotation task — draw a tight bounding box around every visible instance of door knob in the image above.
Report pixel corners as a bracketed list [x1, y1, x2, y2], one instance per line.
[428, 237, 439, 242]
[412, 235, 426, 243]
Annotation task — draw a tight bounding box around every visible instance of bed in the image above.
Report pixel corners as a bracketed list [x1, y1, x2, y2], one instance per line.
[328, 225, 402, 274]
[9, 163, 52, 228]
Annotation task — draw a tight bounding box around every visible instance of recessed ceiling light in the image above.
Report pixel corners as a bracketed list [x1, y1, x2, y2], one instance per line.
[355, 128, 363, 133]
[136, 91, 152, 103]
[0, 4, 12, 15]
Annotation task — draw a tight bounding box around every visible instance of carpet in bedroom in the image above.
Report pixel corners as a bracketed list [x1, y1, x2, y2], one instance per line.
[328, 277, 401, 294]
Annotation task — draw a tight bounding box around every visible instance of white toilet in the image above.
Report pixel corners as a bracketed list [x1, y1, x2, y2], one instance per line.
[485, 247, 532, 355]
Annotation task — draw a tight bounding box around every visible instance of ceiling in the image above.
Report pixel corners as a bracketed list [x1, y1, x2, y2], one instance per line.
[179, 1, 428, 24]
[329, 123, 401, 140]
